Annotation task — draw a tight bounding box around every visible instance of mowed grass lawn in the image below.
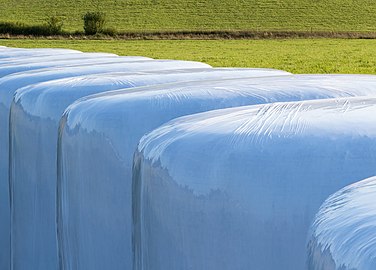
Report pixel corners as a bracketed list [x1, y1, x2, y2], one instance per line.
[2, 38, 376, 74]
[1, 0, 376, 32]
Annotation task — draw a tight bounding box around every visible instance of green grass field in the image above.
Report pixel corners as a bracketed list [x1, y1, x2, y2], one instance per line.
[1, 0, 376, 32]
[2, 38, 376, 74]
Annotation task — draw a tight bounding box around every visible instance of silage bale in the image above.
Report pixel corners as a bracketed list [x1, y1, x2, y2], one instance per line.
[134, 97, 376, 270]
[308, 176, 376, 270]
[0, 53, 152, 78]
[0, 48, 81, 60]
[0, 52, 121, 67]
[1, 58, 210, 270]
[9, 67, 289, 270]
[58, 75, 376, 270]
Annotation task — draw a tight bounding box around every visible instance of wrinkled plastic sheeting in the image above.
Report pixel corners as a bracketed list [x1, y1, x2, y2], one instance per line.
[307, 176, 376, 270]
[0, 58, 209, 177]
[58, 75, 376, 270]
[133, 97, 376, 270]
[9, 67, 289, 270]
[1, 60, 209, 270]
[0, 48, 81, 59]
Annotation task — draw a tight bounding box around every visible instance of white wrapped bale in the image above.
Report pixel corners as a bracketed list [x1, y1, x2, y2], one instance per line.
[0, 52, 118, 65]
[134, 97, 376, 270]
[1, 58, 209, 179]
[0, 59, 210, 270]
[58, 75, 376, 270]
[9, 67, 289, 270]
[0, 54, 153, 78]
[0, 48, 81, 60]
[308, 176, 376, 270]
[0, 52, 120, 67]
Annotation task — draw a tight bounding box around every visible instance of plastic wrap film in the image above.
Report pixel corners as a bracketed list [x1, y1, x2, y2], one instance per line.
[0, 52, 121, 67]
[307, 176, 376, 270]
[58, 75, 376, 270]
[0, 50, 84, 63]
[0, 54, 154, 78]
[134, 97, 376, 270]
[0, 48, 81, 60]
[0, 53, 120, 73]
[0, 59, 209, 270]
[9, 67, 289, 270]
[0, 58, 209, 182]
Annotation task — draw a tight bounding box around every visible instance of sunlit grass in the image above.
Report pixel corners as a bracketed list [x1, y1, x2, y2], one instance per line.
[1, 0, 376, 32]
[2, 38, 376, 74]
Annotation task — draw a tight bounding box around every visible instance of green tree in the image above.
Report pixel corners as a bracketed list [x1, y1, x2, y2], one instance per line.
[83, 11, 105, 35]
[45, 16, 64, 35]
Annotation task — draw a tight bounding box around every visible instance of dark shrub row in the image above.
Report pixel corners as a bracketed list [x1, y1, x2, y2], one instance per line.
[0, 12, 113, 36]
[0, 22, 62, 36]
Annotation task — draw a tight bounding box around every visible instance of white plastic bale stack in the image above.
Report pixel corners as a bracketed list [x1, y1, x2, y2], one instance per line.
[0, 58, 207, 180]
[0, 48, 83, 69]
[0, 48, 81, 60]
[0, 53, 128, 77]
[0, 49, 84, 67]
[1, 59, 209, 270]
[0, 58, 206, 174]
[0, 49, 85, 63]
[58, 75, 376, 270]
[308, 176, 376, 270]
[0, 55, 156, 270]
[0, 52, 121, 67]
[0, 54, 153, 78]
[0, 47, 85, 270]
[9, 68, 290, 270]
[134, 97, 376, 270]
[0, 46, 10, 51]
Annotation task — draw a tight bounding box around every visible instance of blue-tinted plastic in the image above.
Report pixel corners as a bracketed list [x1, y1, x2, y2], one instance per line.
[0, 48, 81, 59]
[0, 52, 123, 66]
[0, 51, 83, 65]
[0, 56, 156, 270]
[308, 176, 376, 270]
[134, 97, 376, 270]
[9, 67, 289, 270]
[1, 59, 209, 270]
[58, 75, 376, 270]
[0, 54, 153, 78]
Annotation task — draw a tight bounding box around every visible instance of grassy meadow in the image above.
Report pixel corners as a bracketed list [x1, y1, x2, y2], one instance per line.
[1, 0, 376, 74]
[2, 38, 376, 74]
[0, 0, 376, 32]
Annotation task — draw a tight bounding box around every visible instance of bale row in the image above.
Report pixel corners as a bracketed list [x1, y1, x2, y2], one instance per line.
[1, 46, 375, 270]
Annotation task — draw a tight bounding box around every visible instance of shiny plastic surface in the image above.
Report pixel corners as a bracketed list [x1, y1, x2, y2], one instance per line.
[1, 59, 209, 270]
[134, 97, 376, 270]
[58, 75, 376, 270]
[308, 176, 376, 270]
[0, 48, 80, 59]
[0, 54, 153, 78]
[10, 67, 288, 270]
[0, 52, 123, 65]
